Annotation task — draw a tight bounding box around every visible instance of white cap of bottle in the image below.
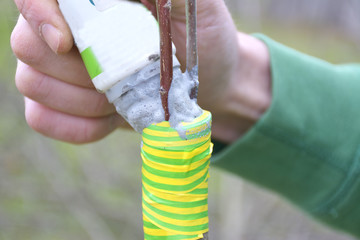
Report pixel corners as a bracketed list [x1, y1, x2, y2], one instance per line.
[58, 0, 174, 92]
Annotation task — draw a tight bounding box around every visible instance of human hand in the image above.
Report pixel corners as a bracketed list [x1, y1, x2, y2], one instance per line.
[11, 0, 131, 143]
[11, 0, 271, 144]
[142, 0, 272, 143]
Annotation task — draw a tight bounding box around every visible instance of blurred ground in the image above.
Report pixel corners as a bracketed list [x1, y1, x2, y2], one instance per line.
[0, 0, 359, 239]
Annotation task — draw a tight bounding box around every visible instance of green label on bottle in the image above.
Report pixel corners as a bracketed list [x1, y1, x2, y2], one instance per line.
[81, 47, 103, 79]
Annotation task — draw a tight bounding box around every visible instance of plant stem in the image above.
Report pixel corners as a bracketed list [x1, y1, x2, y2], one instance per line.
[156, 0, 173, 121]
[186, 1, 207, 239]
[156, 1, 207, 239]
[185, 0, 198, 71]
[186, 0, 199, 100]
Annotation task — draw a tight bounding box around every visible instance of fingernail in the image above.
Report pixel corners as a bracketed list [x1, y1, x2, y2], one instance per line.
[40, 24, 61, 53]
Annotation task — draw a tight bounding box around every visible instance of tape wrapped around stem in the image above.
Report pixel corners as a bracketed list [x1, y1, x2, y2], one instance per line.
[142, 111, 213, 240]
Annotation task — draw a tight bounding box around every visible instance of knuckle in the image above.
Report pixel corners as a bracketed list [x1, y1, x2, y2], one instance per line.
[14, 0, 25, 15]
[15, 0, 37, 24]
[11, 30, 36, 64]
[15, 63, 42, 98]
[24, 101, 43, 133]
[10, 23, 28, 60]
[11, 17, 46, 65]
[15, 63, 32, 95]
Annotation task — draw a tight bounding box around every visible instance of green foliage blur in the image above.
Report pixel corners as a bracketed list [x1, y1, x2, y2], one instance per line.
[0, 0, 359, 240]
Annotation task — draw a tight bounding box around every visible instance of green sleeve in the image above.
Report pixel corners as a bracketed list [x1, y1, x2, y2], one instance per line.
[211, 34, 360, 237]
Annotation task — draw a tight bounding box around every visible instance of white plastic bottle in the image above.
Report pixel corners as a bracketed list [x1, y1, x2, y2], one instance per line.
[58, 0, 201, 133]
[58, 0, 178, 92]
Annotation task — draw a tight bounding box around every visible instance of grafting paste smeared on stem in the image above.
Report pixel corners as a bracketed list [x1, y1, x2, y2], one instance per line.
[109, 61, 202, 136]
[108, 0, 202, 138]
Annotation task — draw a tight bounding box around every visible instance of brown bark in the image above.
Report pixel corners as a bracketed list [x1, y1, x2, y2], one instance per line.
[156, 0, 173, 121]
[186, 0, 199, 100]
[185, 0, 198, 71]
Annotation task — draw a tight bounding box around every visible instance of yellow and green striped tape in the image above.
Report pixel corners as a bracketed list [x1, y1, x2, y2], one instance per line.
[141, 110, 213, 240]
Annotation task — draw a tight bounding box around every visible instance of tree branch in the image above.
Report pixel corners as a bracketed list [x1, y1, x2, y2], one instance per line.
[186, 0, 198, 71]
[186, 1, 207, 239]
[157, 0, 173, 121]
[156, 1, 207, 238]
[186, 0, 199, 100]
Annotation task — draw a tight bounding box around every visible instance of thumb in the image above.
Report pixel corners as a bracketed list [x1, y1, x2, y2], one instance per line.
[14, 0, 73, 54]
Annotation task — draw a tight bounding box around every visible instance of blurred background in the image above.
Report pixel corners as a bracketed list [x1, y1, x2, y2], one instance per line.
[0, 0, 359, 239]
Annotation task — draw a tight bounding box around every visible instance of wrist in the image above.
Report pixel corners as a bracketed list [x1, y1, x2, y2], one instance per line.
[212, 33, 272, 143]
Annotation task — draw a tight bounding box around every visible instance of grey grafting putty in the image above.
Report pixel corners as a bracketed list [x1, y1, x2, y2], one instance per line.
[106, 60, 202, 138]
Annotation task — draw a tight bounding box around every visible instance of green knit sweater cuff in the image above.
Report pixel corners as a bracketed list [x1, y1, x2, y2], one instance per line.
[211, 34, 360, 238]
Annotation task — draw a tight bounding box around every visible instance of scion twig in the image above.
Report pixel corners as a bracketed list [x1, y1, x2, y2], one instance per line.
[186, 0, 199, 100]
[156, 1, 207, 239]
[156, 0, 173, 121]
[186, 1, 207, 239]
[185, 0, 198, 71]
